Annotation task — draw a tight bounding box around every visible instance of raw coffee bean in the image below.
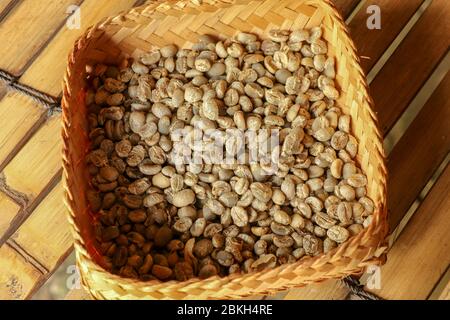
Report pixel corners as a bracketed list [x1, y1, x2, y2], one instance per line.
[122, 194, 143, 209]
[167, 239, 184, 251]
[145, 225, 158, 240]
[173, 217, 193, 233]
[270, 221, 292, 236]
[251, 254, 277, 271]
[128, 209, 147, 223]
[178, 206, 197, 220]
[143, 193, 165, 207]
[99, 166, 119, 182]
[88, 150, 108, 167]
[138, 254, 154, 274]
[194, 239, 214, 259]
[190, 218, 206, 237]
[154, 225, 173, 248]
[216, 250, 234, 267]
[230, 206, 248, 227]
[128, 232, 145, 246]
[303, 235, 322, 255]
[102, 226, 120, 241]
[172, 189, 195, 207]
[102, 192, 116, 209]
[128, 178, 151, 195]
[112, 246, 128, 267]
[174, 262, 194, 281]
[153, 253, 169, 267]
[273, 210, 291, 225]
[127, 255, 143, 268]
[273, 235, 294, 248]
[203, 223, 223, 238]
[152, 265, 173, 280]
[326, 225, 350, 243]
[199, 264, 218, 279]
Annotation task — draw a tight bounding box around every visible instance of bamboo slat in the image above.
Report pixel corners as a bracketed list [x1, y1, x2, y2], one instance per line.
[0, 244, 43, 300]
[0, 191, 21, 240]
[0, 82, 6, 100]
[366, 164, 450, 299]
[370, 0, 450, 135]
[19, 0, 140, 96]
[387, 72, 450, 230]
[0, 0, 161, 301]
[1, 116, 62, 203]
[283, 280, 349, 300]
[0, 0, 16, 20]
[0, 92, 45, 168]
[428, 268, 450, 300]
[11, 182, 72, 271]
[0, 0, 144, 300]
[0, 0, 140, 170]
[348, 0, 426, 73]
[333, 0, 360, 19]
[438, 280, 450, 300]
[0, 0, 83, 75]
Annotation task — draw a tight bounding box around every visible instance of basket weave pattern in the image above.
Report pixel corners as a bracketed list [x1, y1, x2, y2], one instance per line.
[62, 0, 388, 299]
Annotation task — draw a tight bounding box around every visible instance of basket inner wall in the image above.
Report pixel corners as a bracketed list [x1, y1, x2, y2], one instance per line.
[65, 0, 386, 288]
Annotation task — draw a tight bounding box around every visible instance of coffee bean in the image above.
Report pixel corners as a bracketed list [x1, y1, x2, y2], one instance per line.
[128, 209, 147, 223]
[194, 239, 213, 259]
[154, 225, 173, 248]
[101, 192, 116, 209]
[122, 194, 143, 209]
[153, 253, 169, 267]
[99, 166, 119, 182]
[167, 239, 184, 251]
[127, 232, 145, 247]
[127, 255, 143, 268]
[87, 190, 101, 212]
[174, 262, 194, 281]
[216, 250, 234, 267]
[112, 246, 128, 267]
[152, 265, 173, 280]
[199, 264, 218, 279]
[102, 226, 120, 241]
[138, 254, 153, 274]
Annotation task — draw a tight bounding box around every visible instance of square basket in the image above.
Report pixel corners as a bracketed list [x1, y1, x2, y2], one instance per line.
[62, 0, 388, 299]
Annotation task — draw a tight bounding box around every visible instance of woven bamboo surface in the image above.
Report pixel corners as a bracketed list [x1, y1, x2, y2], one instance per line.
[0, 0, 448, 300]
[62, 0, 388, 299]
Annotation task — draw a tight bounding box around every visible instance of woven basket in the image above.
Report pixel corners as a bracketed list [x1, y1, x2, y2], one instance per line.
[62, 0, 388, 300]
